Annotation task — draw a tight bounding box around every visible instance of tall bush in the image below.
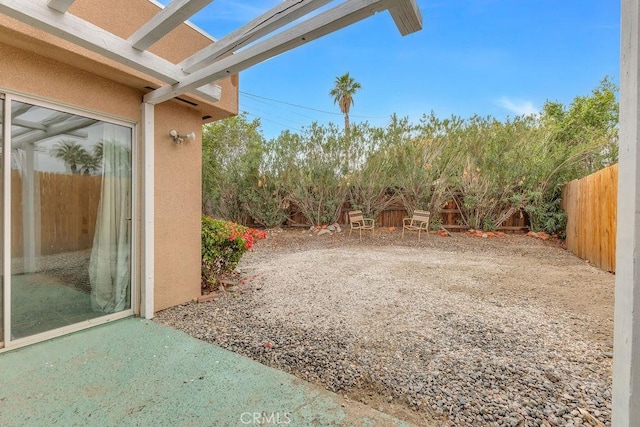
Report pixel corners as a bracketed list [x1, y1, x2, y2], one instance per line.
[521, 78, 618, 234]
[202, 113, 265, 223]
[275, 124, 349, 225]
[202, 113, 290, 227]
[390, 113, 463, 224]
[201, 215, 266, 291]
[201, 79, 618, 236]
[451, 115, 540, 230]
[346, 123, 398, 218]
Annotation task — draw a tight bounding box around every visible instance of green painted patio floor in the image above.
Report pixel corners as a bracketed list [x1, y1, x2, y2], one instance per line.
[0, 318, 409, 427]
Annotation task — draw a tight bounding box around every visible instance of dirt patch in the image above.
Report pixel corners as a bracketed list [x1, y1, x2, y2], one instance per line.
[256, 229, 614, 346]
[274, 229, 613, 341]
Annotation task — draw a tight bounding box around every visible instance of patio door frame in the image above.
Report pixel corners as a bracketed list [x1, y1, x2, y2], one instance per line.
[0, 91, 139, 352]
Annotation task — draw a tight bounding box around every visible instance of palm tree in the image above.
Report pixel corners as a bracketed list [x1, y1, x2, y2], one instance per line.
[93, 141, 104, 165]
[51, 140, 89, 174]
[330, 73, 361, 171]
[79, 152, 101, 175]
[329, 72, 361, 134]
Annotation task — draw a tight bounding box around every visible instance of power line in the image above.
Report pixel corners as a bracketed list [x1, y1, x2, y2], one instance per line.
[240, 90, 389, 119]
[242, 111, 304, 135]
[240, 97, 317, 121]
[241, 91, 341, 116]
[240, 101, 310, 128]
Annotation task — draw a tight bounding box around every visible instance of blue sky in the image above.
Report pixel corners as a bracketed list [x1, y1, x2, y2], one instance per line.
[160, 0, 620, 139]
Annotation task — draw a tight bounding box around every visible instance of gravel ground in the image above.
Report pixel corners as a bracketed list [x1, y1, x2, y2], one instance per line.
[156, 229, 614, 426]
[13, 249, 92, 292]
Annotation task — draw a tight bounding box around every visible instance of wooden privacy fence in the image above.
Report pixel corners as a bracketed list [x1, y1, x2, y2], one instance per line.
[286, 197, 529, 232]
[562, 164, 618, 272]
[12, 171, 102, 256]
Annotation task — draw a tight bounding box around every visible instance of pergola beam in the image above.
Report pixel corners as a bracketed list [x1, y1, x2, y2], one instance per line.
[12, 110, 73, 138]
[389, 0, 422, 36]
[12, 118, 46, 131]
[64, 130, 89, 139]
[0, 0, 221, 103]
[11, 119, 88, 141]
[47, 0, 74, 13]
[147, 0, 416, 105]
[12, 117, 98, 149]
[12, 128, 89, 141]
[11, 102, 34, 118]
[180, 0, 334, 74]
[129, 0, 213, 51]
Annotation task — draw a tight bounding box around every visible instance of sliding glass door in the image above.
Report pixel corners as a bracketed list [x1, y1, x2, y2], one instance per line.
[1, 95, 134, 348]
[1, 96, 4, 347]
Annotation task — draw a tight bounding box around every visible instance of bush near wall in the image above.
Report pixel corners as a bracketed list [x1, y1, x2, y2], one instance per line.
[201, 215, 266, 291]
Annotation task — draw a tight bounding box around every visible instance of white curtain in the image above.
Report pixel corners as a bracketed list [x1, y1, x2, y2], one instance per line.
[89, 124, 132, 313]
[12, 145, 42, 274]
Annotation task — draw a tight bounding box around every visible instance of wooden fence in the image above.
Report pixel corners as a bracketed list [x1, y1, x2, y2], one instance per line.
[12, 171, 102, 256]
[562, 164, 618, 272]
[286, 196, 530, 232]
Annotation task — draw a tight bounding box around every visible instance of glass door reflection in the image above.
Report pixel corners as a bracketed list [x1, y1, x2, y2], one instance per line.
[0, 96, 4, 346]
[10, 101, 132, 339]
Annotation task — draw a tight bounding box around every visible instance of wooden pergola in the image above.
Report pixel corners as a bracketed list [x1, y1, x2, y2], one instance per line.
[0, 0, 422, 105]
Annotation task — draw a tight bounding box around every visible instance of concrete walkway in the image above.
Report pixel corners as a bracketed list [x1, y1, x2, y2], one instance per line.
[0, 318, 409, 426]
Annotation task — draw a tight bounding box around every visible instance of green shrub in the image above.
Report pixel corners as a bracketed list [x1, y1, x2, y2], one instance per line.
[241, 176, 289, 228]
[524, 192, 567, 237]
[429, 214, 443, 231]
[201, 215, 266, 291]
[202, 80, 618, 238]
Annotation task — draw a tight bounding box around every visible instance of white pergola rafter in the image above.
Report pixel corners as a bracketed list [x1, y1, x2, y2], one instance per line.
[12, 110, 73, 138]
[12, 117, 98, 148]
[0, 0, 221, 103]
[46, 0, 74, 13]
[388, 0, 422, 36]
[12, 119, 47, 131]
[146, 0, 422, 104]
[11, 128, 90, 142]
[12, 116, 89, 140]
[180, 0, 334, 74]
[10, 102, 34, 118]
[128, 0, 213, 51]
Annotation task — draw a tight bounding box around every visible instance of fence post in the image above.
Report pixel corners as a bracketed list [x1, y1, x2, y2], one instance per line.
[613, 1, 640, 425]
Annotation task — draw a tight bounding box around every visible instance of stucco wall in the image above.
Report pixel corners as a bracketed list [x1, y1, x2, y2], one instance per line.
[0, 0, 241, 314]
[153, 103, 203, 310]
[0, 41, 204, 312]
[0, 0, 238, 121]
[0, 42, 141, 120]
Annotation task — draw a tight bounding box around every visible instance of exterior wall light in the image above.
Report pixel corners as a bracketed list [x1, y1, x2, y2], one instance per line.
[169, 130, 195, 144]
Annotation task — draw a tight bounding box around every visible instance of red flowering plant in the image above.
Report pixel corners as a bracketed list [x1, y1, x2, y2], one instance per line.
[201, 215, 266, 291]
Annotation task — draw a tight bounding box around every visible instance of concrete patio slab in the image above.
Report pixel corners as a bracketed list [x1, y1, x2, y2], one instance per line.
[0, 318, 409, 426]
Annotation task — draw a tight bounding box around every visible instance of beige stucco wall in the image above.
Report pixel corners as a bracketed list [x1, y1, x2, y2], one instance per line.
[0, 0, 244, 315]
[0, 42, 142, 120]
[0, 0, 238, 121]
[0, 41, 144, 310]
[0, 0, 242, 313]
[0, 39, 208, 312]
[153, 103, 203, 310]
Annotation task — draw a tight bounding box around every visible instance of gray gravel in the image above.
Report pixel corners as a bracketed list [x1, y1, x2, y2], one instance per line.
[156, 236, 613, 426]
[12, 249, 92, 292]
